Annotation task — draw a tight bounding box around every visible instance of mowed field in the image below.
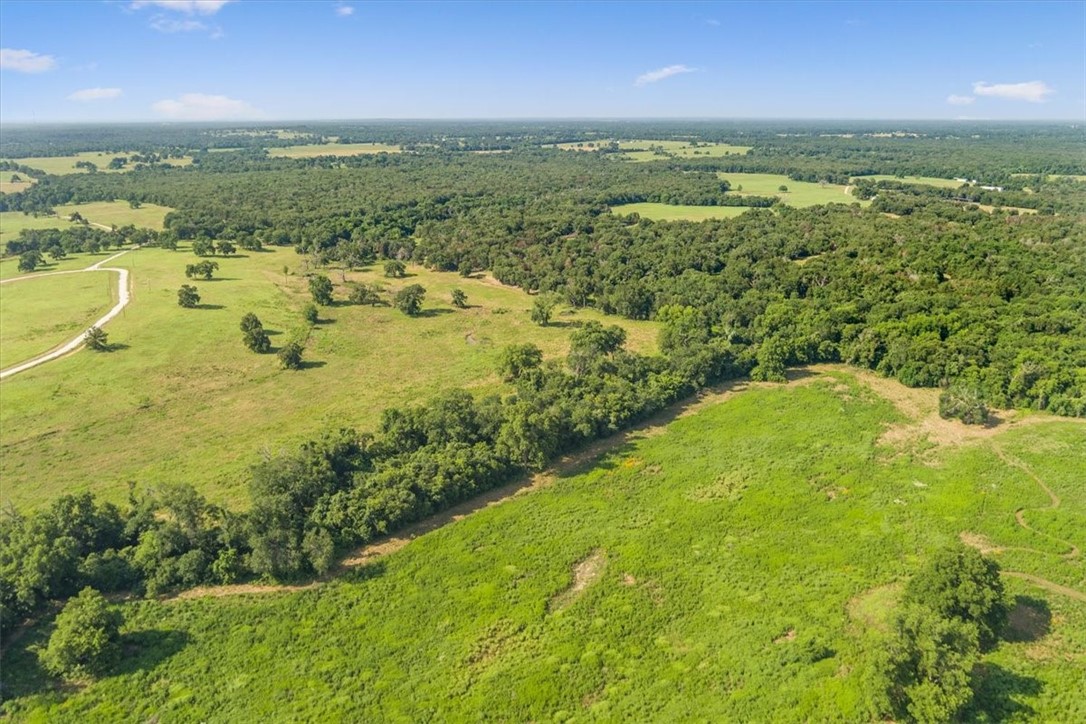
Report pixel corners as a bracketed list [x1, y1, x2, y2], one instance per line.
[267, 142, 402, 158]
[615, 140, 752, 162]
[3, 372, 1083, 721]
[720, 172, 866, 208]
[54, 201, 173, 230]
[0, 246, 658, 510]
[610, 202, 749, 221]
[2, 152, 192, 176]
[0, 270, 117, 368]
[0, 211, 73, 245]
[0, 177, 35, 194]
[853, 174, 965, 189]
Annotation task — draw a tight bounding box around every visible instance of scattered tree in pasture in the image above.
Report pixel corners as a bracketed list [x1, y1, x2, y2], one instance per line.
[498, 343, 543, 382]
[48, 246, 67, 262]
[278, 341, 304, 370]
[84, 326, 109, 352]
[240, 313, 263, 333]
[302, 303, 319, 325]
[38, 587, 122, 680]
[18, 250, 43, 272]
[177, 284, 200, 308]
[393, 284, 426, 316]
[309, 274, 334, 305]
[348, 281, 383, 306]
[530, 294, 558, 326]
[216, 241, 236, 256]
[240, 313, 271, 353]
[383, 260, 407, 278]
[902, 543, 1007, 651]
[778, 185, 789, 193]
[451, 288, 468, 308]
[191, 239, 214, 256]
[185, 260, 219, 280]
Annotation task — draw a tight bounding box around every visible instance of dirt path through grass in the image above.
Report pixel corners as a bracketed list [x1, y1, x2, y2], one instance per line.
[0, 249, 131, 380]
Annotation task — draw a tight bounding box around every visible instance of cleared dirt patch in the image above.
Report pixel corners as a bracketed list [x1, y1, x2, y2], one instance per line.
[549, 549, 606, 612]
[959, 531, 1004, 555]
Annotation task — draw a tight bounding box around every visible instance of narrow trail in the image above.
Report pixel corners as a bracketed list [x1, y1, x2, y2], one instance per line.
[0, 249, 132, 380]
[991, 443, 1080, 560]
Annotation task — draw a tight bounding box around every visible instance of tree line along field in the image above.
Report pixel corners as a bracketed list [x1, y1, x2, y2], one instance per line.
[0, 242, 658, 511]
[2, 372, 1083, 721]
[610, 202, 749, 221]
[0, 152, 193, 176]
[266, 142, 402, 158]
[0, 201, 172, 247]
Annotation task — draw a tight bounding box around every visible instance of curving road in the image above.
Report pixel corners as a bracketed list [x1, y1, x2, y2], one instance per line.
[0, 249, 132, 380]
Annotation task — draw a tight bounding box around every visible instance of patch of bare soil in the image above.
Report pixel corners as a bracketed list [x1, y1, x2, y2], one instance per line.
[773, 628, 797, 644]
[172, 582, 316, 600]
[549, 549, 607, 612]
[959, 531, 1004, 555]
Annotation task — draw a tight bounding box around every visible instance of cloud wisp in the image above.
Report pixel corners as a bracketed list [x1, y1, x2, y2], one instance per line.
[152, 92, 259, 120]
[1, 48, 57, 73]
[946, 94, 975, 106]
[130, 0, 232, 13]
[335, 4, 355, 16]
[972, 80, 1053, 103]
[635, 64, 696, 87]
[68, 87, 123, 102]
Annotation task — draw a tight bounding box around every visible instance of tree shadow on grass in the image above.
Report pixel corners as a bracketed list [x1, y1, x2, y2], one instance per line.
[336, 560, 387, 585]
[112, 628, 191, 678]
[298, 360, 327, 370]
[965, 663, 1042, 721]
[1003, 595, 1051, 643]
[545, 319, 583, 330]
[195, 303, 225, 310]
[203, 277, 239, 282]
[265, 328, 283, 337]
[417, 308, 454, 318]
[100, 342, 131, 353]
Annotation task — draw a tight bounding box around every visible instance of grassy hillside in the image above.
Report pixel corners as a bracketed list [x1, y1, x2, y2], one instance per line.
[0, 245, 657, 510]
[610, 202, 749, 221]
[3, 371, 1082, 721]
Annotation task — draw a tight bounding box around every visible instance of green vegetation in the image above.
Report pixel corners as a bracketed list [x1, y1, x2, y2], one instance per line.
[719, 172, 863, 207]
[1, 152, 191, 176]
[54, 201, 172, 231]
[3, 375, 1083, 720]
[0, 271, 116, 368]
[267, 142, 401, 158]
[610, 202, 749, 221]
[37, 587, 123, 681]
[853, 174, 964, 189]
[0, 177, 35, 194]
[0, 211, 73, 245]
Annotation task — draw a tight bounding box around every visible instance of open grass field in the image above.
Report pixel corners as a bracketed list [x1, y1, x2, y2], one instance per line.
[719, 172, 866, 208]
[610, 140, 752, 163]
[3, 370, 1083, 720]
[0, 270, 117, 368]
[53, 201, 173, 231]
[0, 177, 35, 195]
[610, 202, 749, 221]
[0, 249, 115, 281]
[267, 142, 402, 158]
[852, 174, 965, 189]
[0, 246, 658, 511]
[0, 211, 73, 245]
[2, 152, 192, 176]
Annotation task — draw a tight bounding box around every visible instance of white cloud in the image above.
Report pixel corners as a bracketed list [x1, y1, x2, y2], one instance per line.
[972, 80, 1053, 103]
[152, 92, 259, 120]
[635, 64, 696, 87]
[705, 19, 720, 26]
[335, 4, 355, 16]
[150, 16, 207, 32]
[68, 87, 123, 102]
[0, 48, 57, 73]
[130, 0, 232, 14]
[946, 94, 975, 106]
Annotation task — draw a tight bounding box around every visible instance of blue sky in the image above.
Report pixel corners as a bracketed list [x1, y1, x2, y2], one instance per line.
[1, 1, 1082, 122]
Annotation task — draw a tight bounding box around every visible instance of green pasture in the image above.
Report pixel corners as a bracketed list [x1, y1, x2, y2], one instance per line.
[3, 375, 1083, 720]
[610, 140, 752, 163]
[0, 177, 35, 195]
[0, 211, 73, 245]
[3, 152, 192, 176]
[852, 174, 965, 189]
[610, 202, 749, 221]
[0, 270, 117, 368]
[0, 246, 657, 510]
[267, 143, 402, 158]
[54, 201, 173, 231]
[719, 172, 865, 208]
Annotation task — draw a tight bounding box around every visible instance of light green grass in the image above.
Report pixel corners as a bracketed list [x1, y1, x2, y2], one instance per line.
[0, 211, 73, 245]
[3, 375, 1082, 720]
[852, 174, 965, 189]
[611, 202, 750, 221]
[3, 152, 192, 176]
[267, 143, 402, 158]
[0, 247, 657, 510]
[609, 140, 752, 163]
[53, 201, 173, 231]
[0, 178, 35, 195]
[719, 172, 866, 208]
[0, 270, 116, 368]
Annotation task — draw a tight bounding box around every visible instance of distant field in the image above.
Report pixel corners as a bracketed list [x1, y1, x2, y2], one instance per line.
[267, 142, 402, 158]
[611, 202, 750, 221]
[4, 372, 1083, 720]
[0, 211, 73, 244]
[853, 174, 965, 189]
[0, 269, 116, 368]
[972, 204, 1038, 215]
[719, 172, 865, 208]
[0, 177, 35, 194]
[552, 139, 751, 162]
[54, 201, 174, 231]
[3, 152, 192, 176]
[0, 246, 658, 510]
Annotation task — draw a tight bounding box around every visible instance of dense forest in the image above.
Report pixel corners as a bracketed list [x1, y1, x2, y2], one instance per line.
[2, 121, 1084, 641]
